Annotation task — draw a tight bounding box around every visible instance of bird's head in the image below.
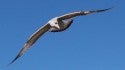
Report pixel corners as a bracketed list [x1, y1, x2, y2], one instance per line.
[48, 17, 60, 29]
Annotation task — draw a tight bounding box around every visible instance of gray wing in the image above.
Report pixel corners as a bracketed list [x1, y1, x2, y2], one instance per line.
[8, 23, 51, 65]
[58, 8, 112, 20]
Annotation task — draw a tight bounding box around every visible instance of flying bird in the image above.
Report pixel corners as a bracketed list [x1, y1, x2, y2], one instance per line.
[8, 8, 112, 65]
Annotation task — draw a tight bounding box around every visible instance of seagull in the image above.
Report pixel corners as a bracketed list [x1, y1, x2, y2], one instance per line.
[8, 8, 112, 65]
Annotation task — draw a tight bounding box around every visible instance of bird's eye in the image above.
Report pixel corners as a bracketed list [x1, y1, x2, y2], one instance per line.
[55, 22, 58, 24]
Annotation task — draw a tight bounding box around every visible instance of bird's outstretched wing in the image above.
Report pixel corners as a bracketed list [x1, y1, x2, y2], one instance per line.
[8, 23, 51, 65]
[58, 8, 112, 20]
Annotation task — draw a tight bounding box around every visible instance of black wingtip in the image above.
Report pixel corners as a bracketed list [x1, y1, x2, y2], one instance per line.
[7, 54, 20, 66]
[97, 7, 114, 12]
[104, 7, 114, 11]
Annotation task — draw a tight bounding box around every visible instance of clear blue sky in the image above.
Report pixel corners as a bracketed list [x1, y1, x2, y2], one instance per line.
[0, 0, 125, 70]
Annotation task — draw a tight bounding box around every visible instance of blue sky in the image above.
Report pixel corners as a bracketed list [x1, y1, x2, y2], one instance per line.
[0, 0, 125, 70]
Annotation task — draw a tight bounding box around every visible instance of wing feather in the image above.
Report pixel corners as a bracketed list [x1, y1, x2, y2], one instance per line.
[8, 23, 51, 65]
[58, 8, 112, 20]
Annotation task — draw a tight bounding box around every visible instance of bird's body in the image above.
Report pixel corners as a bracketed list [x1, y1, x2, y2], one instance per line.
[48, 17, 73, 32]
[8, 8, 112, 65]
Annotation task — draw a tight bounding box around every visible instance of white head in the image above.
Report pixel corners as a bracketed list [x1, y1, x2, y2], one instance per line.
[48, 17, 60, 29]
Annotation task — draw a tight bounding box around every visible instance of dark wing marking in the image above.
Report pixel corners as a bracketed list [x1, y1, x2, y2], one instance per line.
[58, 8, 112, 20]
[8, 23, 51, 65]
